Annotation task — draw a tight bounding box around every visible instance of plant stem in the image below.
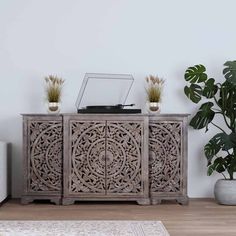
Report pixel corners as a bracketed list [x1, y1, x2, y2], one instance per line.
[221, 172, 227, 179]
[213, 95, 220, 107]
[222, 113, 232, 130]
[226, 150, 231, 156]
[210, 122, 226, 133]
[229, 172, 234, 180]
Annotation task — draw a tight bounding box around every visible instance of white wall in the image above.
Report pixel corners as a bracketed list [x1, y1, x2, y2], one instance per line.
[0, 0, 235, 198]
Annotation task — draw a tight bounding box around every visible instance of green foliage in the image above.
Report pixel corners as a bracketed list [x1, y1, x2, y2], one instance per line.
[218, 81, 236, 126]
[184, 84, 202, 103]
[189, 102, 215, 131]
[223, 61, 236, 85]
[185, 64, 207, 83]
[184, 61, 236, 180]
[45, 75, 64, 102]
[202, 78, 218, 98]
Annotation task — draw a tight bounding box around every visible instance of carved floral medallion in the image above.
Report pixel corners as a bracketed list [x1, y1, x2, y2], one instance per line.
[69, 121, 143, 195]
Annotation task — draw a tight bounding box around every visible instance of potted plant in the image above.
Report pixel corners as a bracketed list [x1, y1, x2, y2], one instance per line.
[184, 61, 236, 205]
[145, 75, 164, 113]
[45, 75, 64, 113]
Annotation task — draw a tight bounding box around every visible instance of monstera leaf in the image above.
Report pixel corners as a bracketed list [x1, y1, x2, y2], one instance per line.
[207, 157, 226, 176]
[184, 84, 202, 103]
[205, 132, 236, 159]
[204, 134, 222, 163]
[220, 132, 236, 151]
[202, 78, 218, 98]
[218, 81, 236, 127]
[190, 102, 215, 130]
[226, 155, 236, 178]
[223, 61, 236, 85]
[185, 64, 207, 83]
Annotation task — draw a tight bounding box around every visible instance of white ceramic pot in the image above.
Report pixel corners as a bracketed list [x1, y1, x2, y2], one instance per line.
[146, 102, 161, 114]
[0, 142, 8, 203]
[214, 179, 236, 205]
[47, 102, 60, 114]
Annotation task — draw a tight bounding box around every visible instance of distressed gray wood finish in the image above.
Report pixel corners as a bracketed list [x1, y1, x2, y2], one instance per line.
[106, 121, 143, 194]
[21, 115, 63, 205]
[22, 113, 188, 206]
[68, 120, 106, 195]
[62, 114, 149, 205]
[149, 114, 188, 205]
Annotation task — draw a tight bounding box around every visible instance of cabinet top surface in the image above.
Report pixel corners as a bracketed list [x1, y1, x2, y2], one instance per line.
[22, 113, 189, 117]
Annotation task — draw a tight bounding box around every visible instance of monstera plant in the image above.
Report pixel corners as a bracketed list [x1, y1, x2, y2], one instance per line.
[184, 61, 236, 204]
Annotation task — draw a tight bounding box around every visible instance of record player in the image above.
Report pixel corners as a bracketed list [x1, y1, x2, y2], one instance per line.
[76, 73, 141, 114]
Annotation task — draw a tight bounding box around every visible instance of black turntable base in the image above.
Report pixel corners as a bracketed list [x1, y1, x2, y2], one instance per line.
[77, 104, 142, 114]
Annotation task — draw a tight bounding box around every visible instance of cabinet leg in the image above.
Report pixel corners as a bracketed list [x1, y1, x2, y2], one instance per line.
[136, 198, 151, 205]
[50, 198, 61, 205]
[151, 199, 162, 205]
[62, 198, 75, 205]
[176, 196, 189, 205]
[21, 197, 33, 205]
[21, 196, 62, 205]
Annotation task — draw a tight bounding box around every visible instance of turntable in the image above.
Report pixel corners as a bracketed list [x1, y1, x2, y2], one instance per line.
[76, 73, 141, 114]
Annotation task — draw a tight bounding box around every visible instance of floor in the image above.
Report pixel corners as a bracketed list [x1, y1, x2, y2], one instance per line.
[0, 199, 236, 236]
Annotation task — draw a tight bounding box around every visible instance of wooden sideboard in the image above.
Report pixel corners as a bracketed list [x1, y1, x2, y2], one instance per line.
[21, 114, 188, 205]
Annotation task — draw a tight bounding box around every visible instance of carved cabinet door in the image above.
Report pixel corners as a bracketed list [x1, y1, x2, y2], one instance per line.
[63, 115, 149, 204]
[23, 115, 63, 199]
[64, 118, 106, 196]
[149, 116, 188, 204]
[106, 120, 147, 197]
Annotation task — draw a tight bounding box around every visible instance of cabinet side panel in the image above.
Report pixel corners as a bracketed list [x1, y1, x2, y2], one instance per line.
[22, 117, 28, 196]
[182, 117, 188, 197]
[149, 121, 182, 195]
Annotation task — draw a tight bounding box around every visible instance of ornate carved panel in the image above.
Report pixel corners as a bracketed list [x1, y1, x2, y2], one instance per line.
[69, 121, 106, 194]
[106, 122, 143, 194]
[28, 121, 62, 192]
[23, 114, 187, 205]
[149, 122, 182, 193]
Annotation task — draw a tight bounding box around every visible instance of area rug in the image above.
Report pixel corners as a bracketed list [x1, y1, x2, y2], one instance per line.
[0, 220, 169, 236]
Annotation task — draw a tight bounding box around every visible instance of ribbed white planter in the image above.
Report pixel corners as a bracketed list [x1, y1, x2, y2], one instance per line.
[214, 179, 236, 205]
[0, 142, 8, 203]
